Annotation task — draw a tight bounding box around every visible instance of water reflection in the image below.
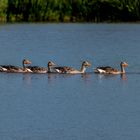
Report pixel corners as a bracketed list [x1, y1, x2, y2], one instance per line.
[81, 73, 93, 83]
[22, 73, 32, 85]
[94, 73, 128, 81]
[0, 71, 130, 85]
[47, 73, 58, 83]
[127, 72, 140, 75]
[120, 74, 127, 81]
[16, 72, 129, 85]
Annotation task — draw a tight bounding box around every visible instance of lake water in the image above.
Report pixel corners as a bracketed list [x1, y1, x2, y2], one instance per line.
[0, 23, 140, 140]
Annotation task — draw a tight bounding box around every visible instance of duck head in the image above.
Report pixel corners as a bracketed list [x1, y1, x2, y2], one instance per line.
[120, 62, 128, 67]
[23, 59, 32, 65]
[22, 59, 32, 68]
[48, 61, 56, 67]
[82, 61, 91, 67]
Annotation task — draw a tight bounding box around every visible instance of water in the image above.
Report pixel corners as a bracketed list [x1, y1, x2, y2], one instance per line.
[0, 23, 140, 140]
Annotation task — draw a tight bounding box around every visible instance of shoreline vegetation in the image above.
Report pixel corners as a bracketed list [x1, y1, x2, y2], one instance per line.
[0, 0, 140, 23]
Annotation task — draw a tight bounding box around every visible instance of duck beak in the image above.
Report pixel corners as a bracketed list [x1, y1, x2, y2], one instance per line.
[51, 62, 56, 66]
[23, 59, 32, 65]
[27, 60, 32, 64]
[87, 63, 91, 67]
[86, 63, 91, 67]
[124, 62, 128, 67]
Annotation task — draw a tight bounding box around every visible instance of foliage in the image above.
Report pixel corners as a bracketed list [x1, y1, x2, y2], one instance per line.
[0, 0, 7, 21]
[0, 0, 140, 22]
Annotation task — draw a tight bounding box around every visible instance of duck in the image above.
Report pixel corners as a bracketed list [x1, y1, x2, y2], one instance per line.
[94, 62, 128, 74]
[51, 61, 91, 74]
[26, 61, 56, 73]
[0, 59, 32, 73]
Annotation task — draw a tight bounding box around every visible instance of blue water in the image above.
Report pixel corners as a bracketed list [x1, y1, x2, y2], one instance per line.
[0, 23, 140, 140]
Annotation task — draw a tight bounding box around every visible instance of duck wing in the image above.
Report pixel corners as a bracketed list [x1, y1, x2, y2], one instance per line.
[27, 66, 47, 72]
[54, 66, 76, 73]
[0, 65, 22, 71]
[94, 66, 118, 74]
[0, 65, 7, 71]
[1, 65, 21, 70]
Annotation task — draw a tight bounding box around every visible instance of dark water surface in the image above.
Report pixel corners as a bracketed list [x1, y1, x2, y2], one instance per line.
[0, 23, 140, 140]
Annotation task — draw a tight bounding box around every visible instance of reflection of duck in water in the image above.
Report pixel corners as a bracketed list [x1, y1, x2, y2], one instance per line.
[51, 61, 91, 74]
[94, 62, 128, 74]
[121, 73, 127, 80]
[0, 59, 32, 73]
[26, 61, 56, 73]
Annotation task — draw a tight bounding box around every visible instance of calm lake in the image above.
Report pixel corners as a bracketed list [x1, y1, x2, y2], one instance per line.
[0, 23, 140, 140]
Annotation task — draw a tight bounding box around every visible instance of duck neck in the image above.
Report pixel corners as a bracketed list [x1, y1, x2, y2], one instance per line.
[48, 65, 51, 73]
[121, 65, 125, 74]
[23, 62, 25, 69]
[80, 65, 86, 73]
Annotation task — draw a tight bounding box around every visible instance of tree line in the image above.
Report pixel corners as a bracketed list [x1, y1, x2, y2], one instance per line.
[0, 0, 140, 22]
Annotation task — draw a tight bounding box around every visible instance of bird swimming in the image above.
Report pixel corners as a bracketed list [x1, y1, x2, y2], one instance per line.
[51, 61, 91, 74]
[94, 61, 128, 74]
[25, 61, 56, 73]
[0, 59, 32, 73]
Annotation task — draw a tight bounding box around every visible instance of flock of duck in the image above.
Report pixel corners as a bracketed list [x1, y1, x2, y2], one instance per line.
[0, 59, 128, 74]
